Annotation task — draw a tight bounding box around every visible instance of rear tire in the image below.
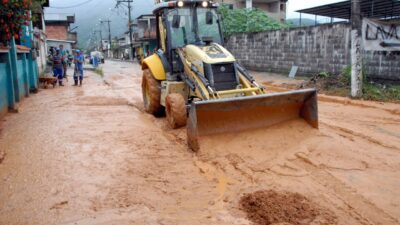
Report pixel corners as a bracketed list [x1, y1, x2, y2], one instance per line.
[142, 69, 163, 116]
[166, 93, 187, 129]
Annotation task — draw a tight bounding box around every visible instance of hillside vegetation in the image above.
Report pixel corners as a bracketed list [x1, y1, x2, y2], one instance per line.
[219, 5, 291, 36]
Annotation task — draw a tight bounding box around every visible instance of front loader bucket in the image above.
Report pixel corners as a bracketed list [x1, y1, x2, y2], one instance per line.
[187, 89, 318, 151]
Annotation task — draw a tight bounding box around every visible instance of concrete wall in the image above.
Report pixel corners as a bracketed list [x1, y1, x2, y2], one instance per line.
[0, 62, 9, 117]
[363, 52, 400, 82]
[33, 28, 48, 75]
[0, 44, 39, 119]
[225, 23, 400, 82]
[37, 38, 47, 74]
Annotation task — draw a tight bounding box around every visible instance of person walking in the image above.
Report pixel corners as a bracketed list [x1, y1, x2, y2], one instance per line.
[59, 45, 68, 80]
[68, 52, 73, 67]
[52, 48, 64, 86]
[93, 54, 99, 68]
[73, 50, 84, 86]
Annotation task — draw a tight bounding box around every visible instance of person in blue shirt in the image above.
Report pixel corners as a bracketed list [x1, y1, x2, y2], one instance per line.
[52, 48, 64, 86]
[73, 50, 84, 86]
[93, 55, 99, 68]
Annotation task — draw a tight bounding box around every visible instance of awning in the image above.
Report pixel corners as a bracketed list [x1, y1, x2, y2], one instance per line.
[296, 0, 400, 20]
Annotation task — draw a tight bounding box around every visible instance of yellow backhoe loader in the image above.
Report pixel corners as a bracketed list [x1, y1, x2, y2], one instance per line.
[142, 0, 318, 151]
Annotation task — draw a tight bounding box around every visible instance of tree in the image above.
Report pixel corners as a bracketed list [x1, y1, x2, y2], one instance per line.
[218, 5, 291, 37]
[0, 0, 43, 45]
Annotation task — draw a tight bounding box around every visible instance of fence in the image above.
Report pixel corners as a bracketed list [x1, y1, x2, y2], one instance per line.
[0, 39, 39, 118]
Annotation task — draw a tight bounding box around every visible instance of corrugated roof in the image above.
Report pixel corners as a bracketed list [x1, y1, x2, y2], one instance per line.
[297, 0, 400, 19]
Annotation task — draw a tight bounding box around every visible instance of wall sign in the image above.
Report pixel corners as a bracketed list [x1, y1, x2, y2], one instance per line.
[362, 18, 400, 51]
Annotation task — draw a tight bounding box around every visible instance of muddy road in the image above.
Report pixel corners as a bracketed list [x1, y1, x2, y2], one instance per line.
[0, 60, 399, 225]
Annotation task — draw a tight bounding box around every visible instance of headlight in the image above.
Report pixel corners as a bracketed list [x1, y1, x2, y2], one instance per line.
[177, 1, 184, 7]
[202, 1, 209, 7]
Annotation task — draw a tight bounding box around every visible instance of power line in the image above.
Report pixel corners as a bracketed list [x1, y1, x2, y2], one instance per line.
[49, 0, 96, 9]
[100, 19, 112, 57]
[116, 0, 134, 60]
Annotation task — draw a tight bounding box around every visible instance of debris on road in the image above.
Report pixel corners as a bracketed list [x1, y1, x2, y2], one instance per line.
[240, 190, 337, 225]
[50, 200, 68, 210]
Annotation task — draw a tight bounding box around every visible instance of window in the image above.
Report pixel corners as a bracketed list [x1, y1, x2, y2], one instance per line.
[280, 3, 286, 12]
[197, 8, 222, 44]
[165, 7, 222, 49]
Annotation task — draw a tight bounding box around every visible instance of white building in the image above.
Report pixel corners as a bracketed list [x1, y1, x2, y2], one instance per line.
[216, 0, 287, 22]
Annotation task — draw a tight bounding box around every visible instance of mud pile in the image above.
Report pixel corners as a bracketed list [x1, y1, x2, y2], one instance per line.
[240, 190, 337, 225]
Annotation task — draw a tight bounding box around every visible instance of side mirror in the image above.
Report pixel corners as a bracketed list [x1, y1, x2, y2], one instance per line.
[206, 11, 213, 25]
[172, 15, 181, 28]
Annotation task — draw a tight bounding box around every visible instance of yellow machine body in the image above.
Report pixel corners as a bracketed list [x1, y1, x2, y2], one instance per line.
[142, 0, 319, 151]
[142, 54, 166, 81]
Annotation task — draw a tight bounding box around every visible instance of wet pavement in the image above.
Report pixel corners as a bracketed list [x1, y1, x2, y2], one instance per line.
[0, 60, 400, 225]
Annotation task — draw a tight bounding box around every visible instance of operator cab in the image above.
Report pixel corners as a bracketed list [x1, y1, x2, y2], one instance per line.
[153, 1, 224, 77]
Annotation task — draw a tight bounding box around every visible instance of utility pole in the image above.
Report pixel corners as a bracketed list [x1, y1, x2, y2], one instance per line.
[351, 0, 363, 98]
[116, 0, 134, 60]
[100, 19, 112, 58]
[94, 30, 103, 51]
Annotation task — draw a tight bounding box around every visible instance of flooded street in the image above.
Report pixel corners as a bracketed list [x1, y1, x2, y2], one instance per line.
[1, 60, 400, 225]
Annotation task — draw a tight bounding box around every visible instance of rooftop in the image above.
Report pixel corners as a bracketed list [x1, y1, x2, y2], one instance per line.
[136, 14, 155, 20]
[44, 13, 75, 23]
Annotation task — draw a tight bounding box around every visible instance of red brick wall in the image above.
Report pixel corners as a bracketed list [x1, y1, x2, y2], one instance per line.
[46, 25, 68, 40]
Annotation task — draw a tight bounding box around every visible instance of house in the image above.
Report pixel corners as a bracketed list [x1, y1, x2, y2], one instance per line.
[134, 14, 157, 58]
[32, 5, 48, 74]
[101, 40, 110, 54]
[44, 13, 77, 52]
[0, 1, 50, 118]
[112, 35, 130, 60]
[216, 0, 287, 22]
[111, 14, 158, 61]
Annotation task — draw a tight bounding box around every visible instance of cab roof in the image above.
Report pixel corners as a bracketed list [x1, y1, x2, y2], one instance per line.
[153, 1, 219, 14]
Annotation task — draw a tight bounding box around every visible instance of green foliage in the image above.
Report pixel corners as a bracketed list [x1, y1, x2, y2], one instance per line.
[341, 65, 367, 85]
[363, 83, 400, 102]
[318, 71, 331, 78]
[218, 5, 291, 36]
[31, 0, 47, 13]
[0, 0, 44, 45]
[341, 65, 400, 102]
[342, 65, 352, 85]
[0, 0, 32, 44]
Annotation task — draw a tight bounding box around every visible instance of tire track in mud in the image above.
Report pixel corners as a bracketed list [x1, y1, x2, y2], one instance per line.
[318, 96, 400, 116]
[263, 83, 400, 116]
[320, 122, 400, 151]
[104, 64, 400, 224]
[323, 116, 400, 128]
[134, 114, 250, 224]
[294, 153, 400, 225]
[157, 118, 372, 224]
[103, 67, 238, 221]
[155, 120, 259, 216]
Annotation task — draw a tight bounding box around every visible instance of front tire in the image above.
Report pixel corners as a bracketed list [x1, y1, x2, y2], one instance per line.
[166, 93, 187, 129]
[142, 69, 163, 116]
